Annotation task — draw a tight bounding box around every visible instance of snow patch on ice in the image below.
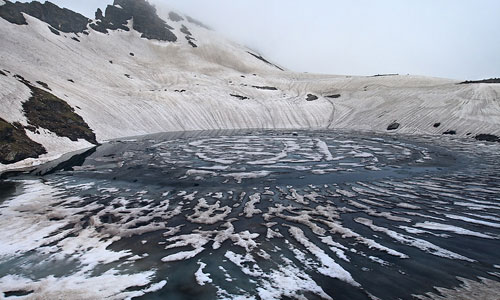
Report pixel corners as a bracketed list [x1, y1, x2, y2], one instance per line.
[195, 262, 213, 286]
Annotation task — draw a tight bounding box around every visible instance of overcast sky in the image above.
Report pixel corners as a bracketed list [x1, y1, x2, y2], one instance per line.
[17, 0, 500, 79]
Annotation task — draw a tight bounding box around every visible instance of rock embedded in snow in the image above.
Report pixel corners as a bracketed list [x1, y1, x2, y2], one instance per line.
[168, 11, 184, 22]
[21, 82, 97, 144]
[475, 134, 500, 143]
[0, 118, 46, 164]
[90, 0, 177, 42]
[387, 122, 400, 131]
[0, 0, 90, 32]
[459, 78, 500, 84]
[306, 94, 319, 101]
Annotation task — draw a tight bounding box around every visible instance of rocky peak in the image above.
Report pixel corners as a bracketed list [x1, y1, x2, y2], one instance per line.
[91, 0, 177, 42]
[0, 0, 90, 33]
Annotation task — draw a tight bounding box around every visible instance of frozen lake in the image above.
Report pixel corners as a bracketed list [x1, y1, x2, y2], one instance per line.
[0, 130, 499, 299]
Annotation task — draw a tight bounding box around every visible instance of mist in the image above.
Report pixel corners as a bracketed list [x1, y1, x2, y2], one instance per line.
[16, 0, 500, 79]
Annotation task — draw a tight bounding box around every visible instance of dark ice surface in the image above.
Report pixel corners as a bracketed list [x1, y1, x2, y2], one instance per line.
[0, 130, 499, 300]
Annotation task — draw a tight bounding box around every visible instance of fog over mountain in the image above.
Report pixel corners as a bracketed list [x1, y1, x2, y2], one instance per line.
[15, 0, 500, 80]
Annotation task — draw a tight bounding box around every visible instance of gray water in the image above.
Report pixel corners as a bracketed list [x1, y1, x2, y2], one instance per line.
[0, 130, 499, 300]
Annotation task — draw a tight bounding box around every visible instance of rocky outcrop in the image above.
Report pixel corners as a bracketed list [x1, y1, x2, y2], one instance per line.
[247, 51, 284, 71]
[0, 118, 47, 164]
[21, 82, 97, 144]
[230, 94, 249, 100]
[90, 0, 177, 42]
[0, 0, 90, 33]
[475, 134, 500, 143]
[168, 11, 184, 22]
[460, 78, 500, 84]
[443, 130, 457, 135]
[252, 85, 278, 91]
[306, 94, 319, 101]
[387, 122, 400, 131]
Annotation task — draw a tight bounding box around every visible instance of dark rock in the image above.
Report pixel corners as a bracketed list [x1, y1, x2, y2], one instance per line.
[325, 94, 341, 99]
[306, 94, 319, 101]
[0, 0, 90, 33]
[443, 130, 456, 135]
[433, 122, 441, 128]
[372, 74, 399, 77]
[36, 81, 51, 90]
[24, 125, 37, 132]
[186, 15, 210, 30]
[230, 94, 249, 100]
[91, 0, 177, 42]
[20, 81, 97, 144]
[124, 74, 131, 78]
[168, 11, 184, 22]
[475, 134, 500, 143]
[109, 60, 113, 64]
[48, 26, 60, 35]
[0, 70, 6, 76]
[129, 52, 135, 56]
[188, 40, 198, 48]
[95, 8, 104, 20]
[174, 89, 186, 93]
[247, 52, 284, 71]
[252, 85, 278, 91]
[71, 37, 80, 42]
[67, 79, 74, 83]
[3, 290, 34, 298]
[0, 117, 47, 164]
[459, 78, 500, 84]
[14, 74, 31, 85]
[180, 24, 192, 36]
[387, 122, 400, 131]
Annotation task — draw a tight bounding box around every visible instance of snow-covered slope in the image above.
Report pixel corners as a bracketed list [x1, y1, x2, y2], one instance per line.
[1, 0, 499, 171]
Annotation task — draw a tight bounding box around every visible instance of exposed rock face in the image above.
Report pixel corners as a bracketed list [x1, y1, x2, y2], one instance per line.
[0, 0, 90, 33]
[460, 78, 500, 84]
[168, 11, 184, 22]
[475, 134, 500, 143]
[247, 52, 284, 71]
[91, 0, 177, 42]
[0, 118, 47, 164]
[326, 94, 341, 99]
[21, 84, 97, 144]
[387, 122, 400, 131]
[443, 130, 457, 135]
[180, 25, 197, 48]
[180, 24, 192, 36]
[230, 94, 249, 100]
[306, 94, 319, 101]
[252, 85, 278, 91]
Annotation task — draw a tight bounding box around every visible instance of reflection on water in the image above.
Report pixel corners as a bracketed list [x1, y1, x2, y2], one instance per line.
[0, 130, 499, 300]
